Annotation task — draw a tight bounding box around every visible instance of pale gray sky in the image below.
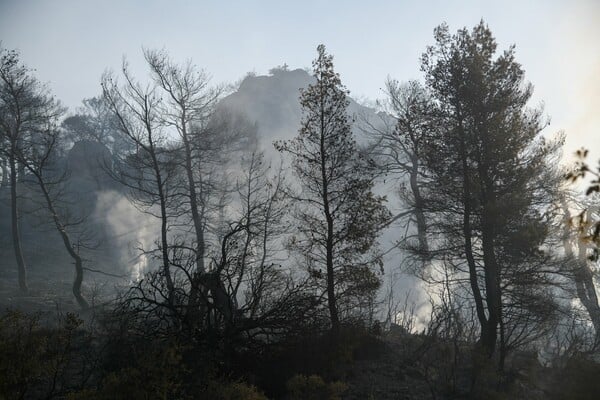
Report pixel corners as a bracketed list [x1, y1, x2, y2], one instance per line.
[1, 0, 598, 158]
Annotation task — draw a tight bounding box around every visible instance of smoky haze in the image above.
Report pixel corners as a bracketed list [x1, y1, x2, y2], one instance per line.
[0, 2, 599, 399]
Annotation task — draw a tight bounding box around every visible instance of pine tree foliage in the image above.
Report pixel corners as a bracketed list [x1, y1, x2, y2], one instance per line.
[276, 45, 390, 332]
[419, 22, 563, 359]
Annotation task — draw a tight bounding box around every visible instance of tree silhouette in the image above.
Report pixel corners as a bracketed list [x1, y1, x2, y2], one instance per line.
[276, 45, 389, 334]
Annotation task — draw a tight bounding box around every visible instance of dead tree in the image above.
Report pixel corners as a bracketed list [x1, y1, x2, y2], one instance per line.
[0, 47, 60, 291]
[102, 62, 176, 301]
[364, 79, 434, 257]
[18, 118, 91, 309]
[144, 49, 254, 327]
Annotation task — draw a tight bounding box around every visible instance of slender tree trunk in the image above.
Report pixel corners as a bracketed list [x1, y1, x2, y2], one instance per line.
[462, 162, 489, 350]
[156, 172, 174, 299]
[457, 115, 488, 350]
[325, 216, 339, 334]
[577, 211, 600, 335]
[183, 131, 206, 274]
[481, 207, 500, 357]
[499, 311, 506, 371]
[409, 155, 428, 253]
[183, 132, 209, 325]
[563, 203, 600, 340]
[321, 124, 339, 335]
[36, 174, 89, 309]
[9, 152, 28, 292]
[72, 255, 88, 309]
[1, 158, 8, 188]
[145, 128, 174, 299]
[477, 127, 501, 358]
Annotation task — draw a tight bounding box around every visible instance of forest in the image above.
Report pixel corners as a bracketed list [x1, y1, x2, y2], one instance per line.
[1, 20, 600, 399]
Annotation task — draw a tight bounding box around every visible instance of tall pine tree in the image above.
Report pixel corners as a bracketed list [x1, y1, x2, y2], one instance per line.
[420, 22, 563, 362]
[276, 45, 389, 334]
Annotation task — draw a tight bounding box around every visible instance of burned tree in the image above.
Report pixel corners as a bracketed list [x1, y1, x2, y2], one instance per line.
[0, 47, 60, 291]
[101, 62, 177, 301]
[144, 49, 251, 327]
[366, 79, 435, 259]
[16, 108, 94, 309]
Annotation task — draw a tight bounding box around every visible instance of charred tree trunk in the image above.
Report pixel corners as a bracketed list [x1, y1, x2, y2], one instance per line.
[183, 130, 206, 275]
[321, 121, 340, 336]
[35, 170, 89, 309]
[409, 154, 429, 254]
[481, 207, 500, 357]
[457, 114, 489, 354]
[1, 158, 8, 188]
[153, 156, 174, 302]
[183, 131, 209, 327]
[477, 123, 502, 360]
[325, 215, 339, 335]
[9, 151, 28, 292]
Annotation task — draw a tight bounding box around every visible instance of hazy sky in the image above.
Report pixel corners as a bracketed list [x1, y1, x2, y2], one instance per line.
[1, 0, 598, 159]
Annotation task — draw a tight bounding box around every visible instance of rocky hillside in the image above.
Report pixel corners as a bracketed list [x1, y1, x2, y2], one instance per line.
[218, 67, 382, 148]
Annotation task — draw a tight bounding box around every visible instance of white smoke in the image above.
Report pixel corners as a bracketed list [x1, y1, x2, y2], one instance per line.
[94, 190, 159, 281]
